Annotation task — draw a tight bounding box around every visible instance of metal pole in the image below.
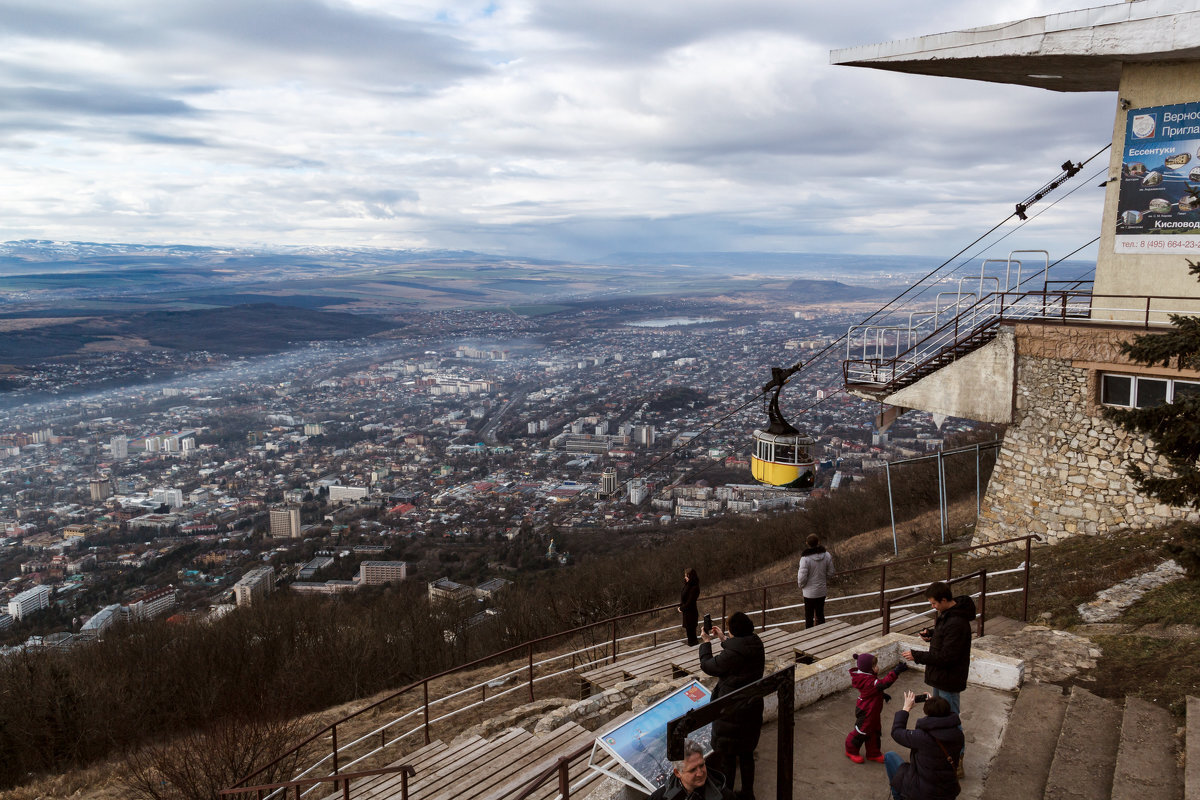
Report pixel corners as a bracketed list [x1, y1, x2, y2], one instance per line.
[1023, 536, 1032, 622]
[778, 674, 795, 800]
[947, 552, 953, 582]
[761, 587, 768, 629]
[879, 564, 887, 620]
[610, 620, 618, 665]
[937, 451, 946, 544]
[423, 681, 431, 744]
[975, 443, 981, 518]
[559, 756, 571, 799]
[529, 644, 535, 701]
[331, 725, 339, 775]
[886, 462, 897, 555]
[979, 570, 987, 638]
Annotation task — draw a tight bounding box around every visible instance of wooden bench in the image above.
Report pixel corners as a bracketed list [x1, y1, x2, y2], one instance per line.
[758, 621, 851, 663]
[795, 612, 934, 662]
[577, 640, 696, 695]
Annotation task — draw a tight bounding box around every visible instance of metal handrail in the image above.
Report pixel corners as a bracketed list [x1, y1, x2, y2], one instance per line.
[232, 534, 1037, 794]
[508, 741, 594, 800]
[219, 764, 416, 800]
[883, 569, 988, 637]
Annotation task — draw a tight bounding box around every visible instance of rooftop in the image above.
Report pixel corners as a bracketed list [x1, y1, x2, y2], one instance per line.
[831, 0, 1200, 92]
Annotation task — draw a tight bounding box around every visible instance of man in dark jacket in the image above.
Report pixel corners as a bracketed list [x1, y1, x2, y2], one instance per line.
[885, 692, 964, 800]
[902, 581, 976, 773]
[699, 611, 765, 800]
[648, 738, 735, 800]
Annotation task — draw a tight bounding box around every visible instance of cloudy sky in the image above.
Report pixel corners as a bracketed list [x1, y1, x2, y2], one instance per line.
[1, 0, 1118, 261]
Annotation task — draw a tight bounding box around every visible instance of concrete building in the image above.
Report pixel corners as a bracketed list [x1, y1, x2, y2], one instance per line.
[234, 566, 275, 607]
[834, 1, 1200, 546]
[628, 477, 648, 505]
[88, 478, 112, 502]
[269, 506, 302, 539]
[358, 560, 408, 585]
[8, 585, 51, 621]
[427, 577, 472, 605]
[602, 467, 618, 497]
[328, 485, 369, 503]
[110, 434, 128, 460]
[122, 586, 175, 621]
[79, 604, 121, 638]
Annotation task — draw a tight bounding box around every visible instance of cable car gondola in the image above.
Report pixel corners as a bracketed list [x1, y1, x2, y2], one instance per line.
[750, 366, 817, 490]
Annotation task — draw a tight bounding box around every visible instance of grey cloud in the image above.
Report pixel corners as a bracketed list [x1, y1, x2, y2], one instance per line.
[129, 131, 214, 147]
[0, 86, 195, 116]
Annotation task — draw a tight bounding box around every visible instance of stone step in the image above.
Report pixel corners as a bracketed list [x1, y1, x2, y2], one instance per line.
[1112, 696, 1183, 800]
[1187, 696, 1199, 800]
[978, 682, 1067, 800]
[1043, 686, 1122, 800]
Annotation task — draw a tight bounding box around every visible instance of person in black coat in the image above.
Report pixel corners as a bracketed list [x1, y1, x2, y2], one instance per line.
[699, 611, 765, 800]
[679, 568, 701, 646]
[902, 581, 976, 771]
[884, 692, 964, 800]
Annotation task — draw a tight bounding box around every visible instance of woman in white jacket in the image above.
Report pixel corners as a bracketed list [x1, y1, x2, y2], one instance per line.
[797, 534, 835, 628]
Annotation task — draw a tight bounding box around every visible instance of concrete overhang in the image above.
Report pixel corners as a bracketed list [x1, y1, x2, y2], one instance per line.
[830, 0, 1200, 92]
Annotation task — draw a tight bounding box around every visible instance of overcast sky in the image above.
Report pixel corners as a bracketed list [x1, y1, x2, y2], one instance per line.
[0, 0, 1118, 261]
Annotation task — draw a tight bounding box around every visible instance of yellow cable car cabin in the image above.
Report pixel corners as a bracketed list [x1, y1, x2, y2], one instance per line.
[750, 366, 817, 490]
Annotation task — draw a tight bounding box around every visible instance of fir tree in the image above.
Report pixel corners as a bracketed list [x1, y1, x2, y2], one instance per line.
[1103, 258, 1200, 508]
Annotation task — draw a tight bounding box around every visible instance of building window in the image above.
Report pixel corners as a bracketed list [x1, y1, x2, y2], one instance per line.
[1101, 374, 1131, 406]
[1101, 373, 1196, 407]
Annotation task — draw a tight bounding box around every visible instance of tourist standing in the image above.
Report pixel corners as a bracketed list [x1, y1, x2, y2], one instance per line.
[699, 611, 765, 800]
[902, 581, 975, 777]
[680, 568, 701, 646]
[797, 534, 835, 628]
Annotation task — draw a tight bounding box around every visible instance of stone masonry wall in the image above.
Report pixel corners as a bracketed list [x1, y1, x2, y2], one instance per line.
[972, 322, 1198, 548]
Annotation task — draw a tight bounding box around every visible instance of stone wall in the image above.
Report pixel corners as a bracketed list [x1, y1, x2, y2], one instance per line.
[972, 322, 1198, 547]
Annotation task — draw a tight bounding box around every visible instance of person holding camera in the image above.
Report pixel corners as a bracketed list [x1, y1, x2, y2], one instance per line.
[883, 690, 964, 800]
[699, 611, 765, 800]
[901, 581, 975, 776]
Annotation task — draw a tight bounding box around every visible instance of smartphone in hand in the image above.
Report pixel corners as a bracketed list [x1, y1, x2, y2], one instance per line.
[703, 614, 712, 633]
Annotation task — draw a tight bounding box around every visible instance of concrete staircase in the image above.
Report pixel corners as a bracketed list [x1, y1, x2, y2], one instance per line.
[981, 684, 1187, 800]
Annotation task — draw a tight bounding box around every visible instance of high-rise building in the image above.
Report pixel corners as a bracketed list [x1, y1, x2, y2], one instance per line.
[628, 478, 648, 505]
[634, 424, 656, 447]
[88, 478, 113, 502]
[8, 585, 51, 620]
[234, 566, 275, 606]
[110, 435, 128, 460]
[602, 467, 618, 497]
[269, 506, 302, 539]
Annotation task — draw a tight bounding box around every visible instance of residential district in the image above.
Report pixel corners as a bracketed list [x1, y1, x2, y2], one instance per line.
[0, 303, 974, 652]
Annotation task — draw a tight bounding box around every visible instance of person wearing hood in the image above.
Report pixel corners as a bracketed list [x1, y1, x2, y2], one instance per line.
[797, 534, 835, 628]
[699, 611, 765, 800]
[647, 738, 735, 800]
[884, 691, 964, 800]
[902, 581, 976, 775]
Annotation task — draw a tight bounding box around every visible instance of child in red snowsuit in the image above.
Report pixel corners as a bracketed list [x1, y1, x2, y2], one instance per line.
[845, 652, 907, 763]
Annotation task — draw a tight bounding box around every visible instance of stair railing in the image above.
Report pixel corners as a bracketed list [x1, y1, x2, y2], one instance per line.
[229, 534, 1038, 799]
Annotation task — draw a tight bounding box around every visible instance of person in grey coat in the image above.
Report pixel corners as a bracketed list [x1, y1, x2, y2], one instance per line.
[797, 534, 835, 628]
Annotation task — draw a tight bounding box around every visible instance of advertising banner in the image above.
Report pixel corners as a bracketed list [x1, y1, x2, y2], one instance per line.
[1116, 101, 1200, 254]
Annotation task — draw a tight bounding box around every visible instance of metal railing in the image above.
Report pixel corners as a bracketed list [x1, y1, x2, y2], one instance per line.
[229, 534, 1037, 800]
[843, 288, 1200, 394]
[219, 764, 415, 800]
